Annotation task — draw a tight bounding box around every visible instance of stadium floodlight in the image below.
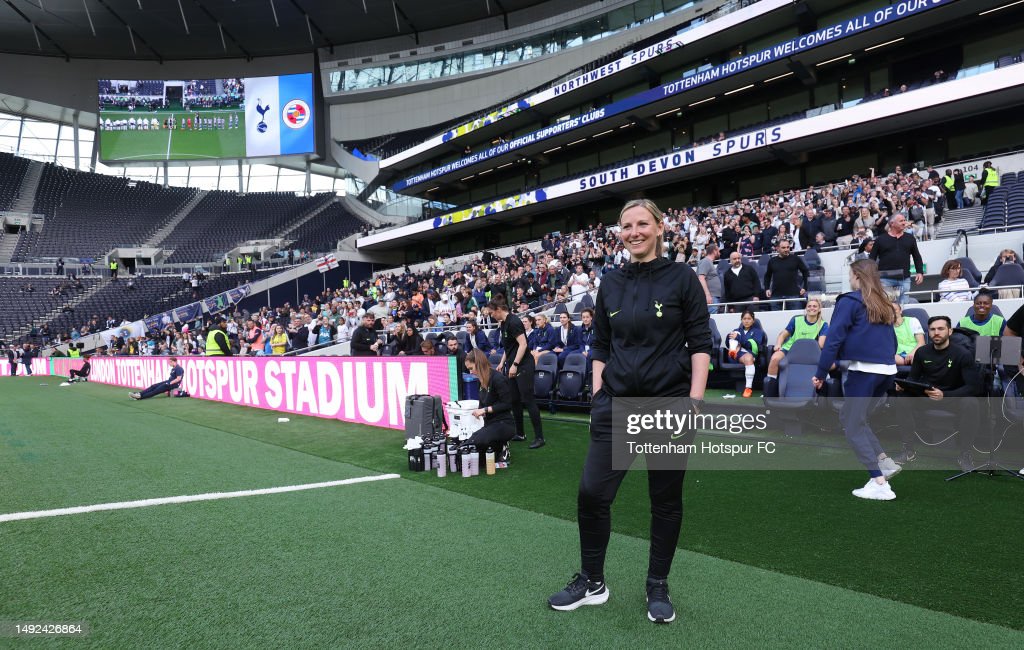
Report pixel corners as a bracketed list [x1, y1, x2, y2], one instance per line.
[979, 0, 1024, 15]
[864, 37, 904, 51]
[460, 175, 475, 181]
[176, 0, 189, 35]
[656, 108, 681, 118]
[765, 72, 794, 83]
[816, 54, 852, 67]
[497, 162, 513, 169]
[724, 84, 755, 96]
[688, 97, 715, 107]
[593, 129, 614, 138]
[567, 138, 587, 146]
[83, 0, 96, 36]
[543, 146, 562, 153]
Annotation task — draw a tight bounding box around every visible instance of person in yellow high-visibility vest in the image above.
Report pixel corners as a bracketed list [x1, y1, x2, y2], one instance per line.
[206, 316, 233, 356]
[942, 169, 956, 210]
[980, 161, 999, 203]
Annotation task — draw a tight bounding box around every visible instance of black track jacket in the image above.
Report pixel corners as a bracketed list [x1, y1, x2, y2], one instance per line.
[592, 257, 713, 397]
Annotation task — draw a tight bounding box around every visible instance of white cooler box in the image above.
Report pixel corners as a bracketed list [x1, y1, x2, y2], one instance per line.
[446, 400, 484, 440]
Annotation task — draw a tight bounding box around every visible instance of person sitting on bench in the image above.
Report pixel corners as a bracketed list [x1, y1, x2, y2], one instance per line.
[893, 316, 980, 471]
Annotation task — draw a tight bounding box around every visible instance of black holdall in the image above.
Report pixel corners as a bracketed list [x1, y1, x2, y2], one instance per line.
[403, 394, 449, 440]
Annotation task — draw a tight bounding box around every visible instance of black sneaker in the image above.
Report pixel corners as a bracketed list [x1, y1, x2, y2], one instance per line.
[958, 452, 976, 473]
[529, 438, 546, 449]
[646, 577, 676, 624]
[511, 434, 526, 442]
[498, 443, 510, 464]
[548, 573, 609, 611]
[892, 445, 917, 464]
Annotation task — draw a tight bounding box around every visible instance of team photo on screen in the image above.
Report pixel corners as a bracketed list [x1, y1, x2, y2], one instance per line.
[97, 73, 315, 162]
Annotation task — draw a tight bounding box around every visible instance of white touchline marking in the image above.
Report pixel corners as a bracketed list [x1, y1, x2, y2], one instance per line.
[0, 474, 401, 523]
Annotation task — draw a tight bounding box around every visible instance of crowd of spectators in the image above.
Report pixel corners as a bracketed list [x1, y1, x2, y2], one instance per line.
[14, 157, 1013, 361]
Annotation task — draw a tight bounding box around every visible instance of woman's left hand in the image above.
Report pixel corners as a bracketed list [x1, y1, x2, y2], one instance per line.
[472, 408, 486, 418]
[811, 377, 824, 391]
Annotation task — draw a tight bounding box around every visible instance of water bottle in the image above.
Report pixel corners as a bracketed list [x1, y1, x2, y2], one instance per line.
[448, 447, 459, 473]
[423, 445, 433, 473]
[469, 446, 479, 476]
[485, 447, 496, 475]
[437, 446, 447, 477]
[461, 446, 473, 478]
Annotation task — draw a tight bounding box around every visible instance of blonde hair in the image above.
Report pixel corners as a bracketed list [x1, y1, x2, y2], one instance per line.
[618, 199, 666, 257]
[619, 198, 665, 225]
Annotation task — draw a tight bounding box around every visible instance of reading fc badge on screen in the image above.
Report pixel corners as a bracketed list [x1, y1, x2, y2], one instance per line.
[282, 100, 310, 130]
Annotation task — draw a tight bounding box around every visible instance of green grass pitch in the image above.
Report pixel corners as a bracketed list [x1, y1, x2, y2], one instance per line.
[98, 110, 245, 162]
[1, 378, 1023, 647]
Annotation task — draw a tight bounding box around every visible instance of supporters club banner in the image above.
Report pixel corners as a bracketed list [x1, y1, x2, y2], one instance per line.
[203, 283, 252, 314]
[391, 0, 953, 191]
[244, 73, 315, 158]
[85, 356, 457, 430]
[174, 302, 203, 325]
[94, 320, 148, 347]
[145, 312, 175, 333]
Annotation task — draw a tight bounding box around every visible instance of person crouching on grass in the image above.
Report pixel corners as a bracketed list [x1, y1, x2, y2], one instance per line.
[811, 260, 902, 500]
[461, 349, 516, 465]
[129, 357, 184, 400]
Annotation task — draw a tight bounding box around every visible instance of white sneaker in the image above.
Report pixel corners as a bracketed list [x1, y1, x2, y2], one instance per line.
[878, 457, 902, 479]
[852, 479, 895, 501]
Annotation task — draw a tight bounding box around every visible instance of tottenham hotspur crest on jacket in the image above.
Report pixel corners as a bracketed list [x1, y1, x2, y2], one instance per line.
[654, 301, 664, 318]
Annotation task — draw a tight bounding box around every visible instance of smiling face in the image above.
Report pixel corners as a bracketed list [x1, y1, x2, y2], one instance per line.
[618, 204, 664, 263]
[805, 299, 821, 320]
[974, 294, 992, 320]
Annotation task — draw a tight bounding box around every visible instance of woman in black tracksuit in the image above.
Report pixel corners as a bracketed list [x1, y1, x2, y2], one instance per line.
[489, 297, 545, 448]
[463, 349, 517, 452]
[547, 199, 712, 625]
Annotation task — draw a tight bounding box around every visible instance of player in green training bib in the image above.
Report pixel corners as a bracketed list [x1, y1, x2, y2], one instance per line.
[957, 291, 1005, 336]
[764, 298, 828, 397]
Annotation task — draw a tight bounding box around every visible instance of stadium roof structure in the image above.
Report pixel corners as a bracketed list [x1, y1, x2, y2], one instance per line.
[0, 0, 553, 61]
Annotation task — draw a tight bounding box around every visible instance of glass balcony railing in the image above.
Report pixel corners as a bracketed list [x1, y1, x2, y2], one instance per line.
[327, 0, 762, 93]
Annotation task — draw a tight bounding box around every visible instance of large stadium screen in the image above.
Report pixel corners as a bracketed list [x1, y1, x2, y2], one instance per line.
[96, 73, 316, 162]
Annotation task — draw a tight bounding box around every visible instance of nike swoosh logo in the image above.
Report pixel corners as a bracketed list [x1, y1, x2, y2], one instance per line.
[587, 586, 605, 596]
[923, 360, 932, 363]
[610, 310, 620, 318]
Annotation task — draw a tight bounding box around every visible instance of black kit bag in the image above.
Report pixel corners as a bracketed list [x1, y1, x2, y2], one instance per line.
[404, 394, 448, 440]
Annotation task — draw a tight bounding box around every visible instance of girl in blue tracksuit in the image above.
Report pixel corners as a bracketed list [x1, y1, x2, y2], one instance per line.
[727, 310, 765, 397]
[812, 259, 902, 501]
